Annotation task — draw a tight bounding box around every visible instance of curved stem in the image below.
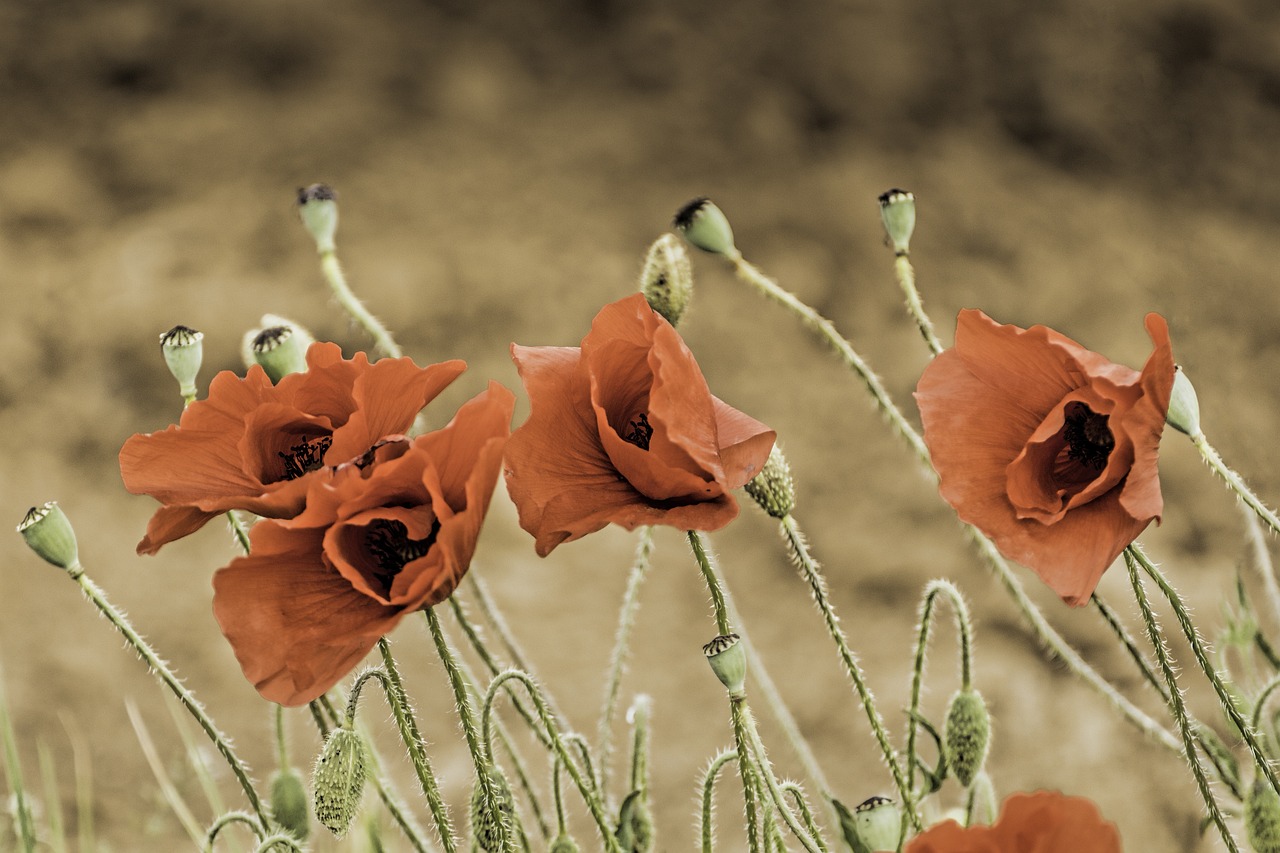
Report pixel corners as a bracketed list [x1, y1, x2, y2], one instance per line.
[318, 249, 401, 358]
[729, 700, 762, 853]
[1124, 550, 1239, 851]
[700, 750, 740, 853]
[781, 783, 826, 853]
[1253, 674, 1280, 740]
[598, 526, 655, 801]
[892, 252, 942, 356]
[906, 580, 974, 796]
[737, 699, 823, 853]
[251, 833, 305, 853]
[1193, 433, 1280, 538]
[780, 515, 918, 828]
[204, 811, 262, 851]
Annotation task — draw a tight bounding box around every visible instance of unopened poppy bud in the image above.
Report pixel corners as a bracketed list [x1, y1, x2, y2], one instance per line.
[312, 727, 366, 837]
[159, 325, 203, 399]
[18, 502, 80, 573]
[470, 767, 517, 851]
[270, 767, 310, 840]
[250, 323, 313, 383]
[615, 790, 655, 852]
[744, 445, 795, 519]
[640, 233, 694, 326]
[297, 183, 338, 253]
[672, 197, 736, 256]
[1165, 365, 1202, 439]
[703, 633, 747, 696]
[850, 795, 900, 853]
[944, 688, 991, 787]
[878, 189, 915, 255]
[1248, 777, 1280, 853]
[549, 834, 582, 853]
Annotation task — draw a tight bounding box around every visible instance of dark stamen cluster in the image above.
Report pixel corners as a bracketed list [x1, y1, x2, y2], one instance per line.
[364, 518, 439, 594]
[278, 435, 333, 480]
[622, 413, 654, 450]
[1063, 402, 1114, 471]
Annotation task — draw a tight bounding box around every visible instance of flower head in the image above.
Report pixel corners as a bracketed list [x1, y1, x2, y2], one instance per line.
[212, 382, 513, 705]
[120, 342, 464, 555]
[905, 791, 1121, 852]
[504, 294, 775, 556]
[916, 311, 1174, 606]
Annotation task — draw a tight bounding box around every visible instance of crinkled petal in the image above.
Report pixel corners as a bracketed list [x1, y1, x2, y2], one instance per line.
[136, 505, 223, 555]
[1117, 313, 1174, 522]
[327, 356, 466, 463]
[711, 395, 776, 489]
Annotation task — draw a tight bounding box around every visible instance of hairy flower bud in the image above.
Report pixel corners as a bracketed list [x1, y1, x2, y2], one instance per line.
[1248, 777, 1280, 853]
[615, 790, 655, 852]
[270, 767, 310, 840]
[1165, 365, 1202, 439]
[672, 197, 736, 256]
[297, 183, 338, 253]
[703, 634, 747, 696]
[744, 445, 795, 519]
[159, 325, 203, 399]
[878, 189, 915, 255]
[470, 767, 517, 851]
[312, 727, 366, 837]
[944, 689, 991, 787]
[640, 233, 694, 326]
[18, 502, 80, 573]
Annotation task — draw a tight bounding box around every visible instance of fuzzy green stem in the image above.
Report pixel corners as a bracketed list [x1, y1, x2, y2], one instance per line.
[481, 670, 620, 853]
[273, 704, 288, 770]
[68, 567, 267, 828]
[729, 699, 763, 853]
[781, 783, 826, 853]
[226, 510, 252, 555]
[204, 811, 263, 851]
[687, 531, 732, 635]
[1253, 675, 1280, 742]
[376, 639, 457, 852]
[781, 515, 918, 829]
[906, 580, 974, 798]
[317, 249, 401, 358]
[628, 694, 652, 794]
[1193, 433, 1280, 538]
[700, 750, 740, 853]
[1242, 506, 1280, 628]
[738, 700, 825, 852]
[425, 608, 512, 851]
[251, 833, 305, 852]
[1131, 545, 1280, 800]
[552, 752, 571, 837]
[1124, 550, 1239, 851]
[0, 675, 36, 852]
[599, 526, 655, 801]
[892, 253, 942, 356]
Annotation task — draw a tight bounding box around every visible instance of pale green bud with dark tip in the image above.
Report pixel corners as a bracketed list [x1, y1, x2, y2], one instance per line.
[615, 790, 655, 852]
[270, 767, 310, 841]
[159, 325, 203, 399]
[672, 197, 736, 256]
[851, 796, 900, 853]
[878, 189, 915, 255]
[312, 727, 366, 838]
[944, 689, 990, 788]
[469, 767, 517, 851]
[18, 502, 80, 573]
[1166, 365, 1202, 439]
[640, 233, 694, 326]
[744, 445, 795, 519]
[247, 314, 315, 383]
[548, 834, 581, 853]
[703, 634, 747, 696]
[297, 183, 338, 253]
[1248, 777, 1280, 853]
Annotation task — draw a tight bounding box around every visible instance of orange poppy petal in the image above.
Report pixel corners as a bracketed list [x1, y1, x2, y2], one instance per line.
[413, 381, 514, 514]
[326, 356, 467, 463]
[906, 791, 1121, 853]
[136, 505, 223, 555]
[1116, 313, 1174, 522]
[711, 395, 776, 489]
[120, 425, 264, 505]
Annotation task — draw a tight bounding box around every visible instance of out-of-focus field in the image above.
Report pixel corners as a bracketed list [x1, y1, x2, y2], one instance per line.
[3, 1, 1279, 849]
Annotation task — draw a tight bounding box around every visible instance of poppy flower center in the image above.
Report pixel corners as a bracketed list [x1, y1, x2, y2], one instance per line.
[278, 435, 333, 480]
[621, 412, 654, 451]
[363, 518, 440, 596]
[1061, 402, 1114, 471]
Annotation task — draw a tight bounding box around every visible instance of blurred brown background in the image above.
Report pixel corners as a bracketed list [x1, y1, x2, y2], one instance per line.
[3, 0, 1279, 849]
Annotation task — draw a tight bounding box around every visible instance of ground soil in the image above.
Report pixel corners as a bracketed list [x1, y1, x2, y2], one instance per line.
[3, 1, 1280, 850]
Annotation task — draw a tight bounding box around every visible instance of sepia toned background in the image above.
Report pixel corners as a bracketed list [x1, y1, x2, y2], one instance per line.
[3, 0, 1280, 849]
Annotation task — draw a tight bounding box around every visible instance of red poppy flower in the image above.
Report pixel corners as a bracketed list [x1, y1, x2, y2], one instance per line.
[504, 293, 776, 556]
[211, 382, 514, 706]
[905, 791, 1122, 852]
[916, 310, 1174, 606]
[120, 343, 464, 555]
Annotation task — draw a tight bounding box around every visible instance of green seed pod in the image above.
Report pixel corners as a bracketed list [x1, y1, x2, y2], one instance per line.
[877, 189, 915, 255]
[852, 795, 900, 853]
[702, 634, 747, 696]
[615, 790, 655, 852]
[249, 321, 314, 383]
[744, 445, 795, 519]
[672, 197, 736, 256]
[1248, 777, 1280, 853]
[159, 325, 203, 399]
[469, 767, 517, 851]
[548, 834, 581, 853]
[312, 727, 367, 838]
[944, 689, 991, 788]
[269, 767, 310, 841]
[297, 183, 339, 253]
[17, 502, 80, 573]
[1165, 365, 1202, 439]
[639, 233, 694, 326]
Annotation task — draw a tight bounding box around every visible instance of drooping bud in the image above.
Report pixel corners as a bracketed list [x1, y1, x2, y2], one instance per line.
[159, 325, 203, 400]
[312, 727, 367, 837]
[744, 445, 795, 519]
[297, 184, 338, 253]
[549, 834, 582, 853]
[1248, 777, 1280, 853]
[615, 790, 655, 852]
[672, 197, 736, 256]
[1165, 365, 1202, 439]
[270, 767, 310, 841]
[18, 502, 80, 573]
[639, 233, 694, 326]
[878, 189, 915, 255]
[833, 795, 901, 853]
[702, 634, 747, 696]
[470, 767, 518, 851]
[944, 689, 991, 787]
